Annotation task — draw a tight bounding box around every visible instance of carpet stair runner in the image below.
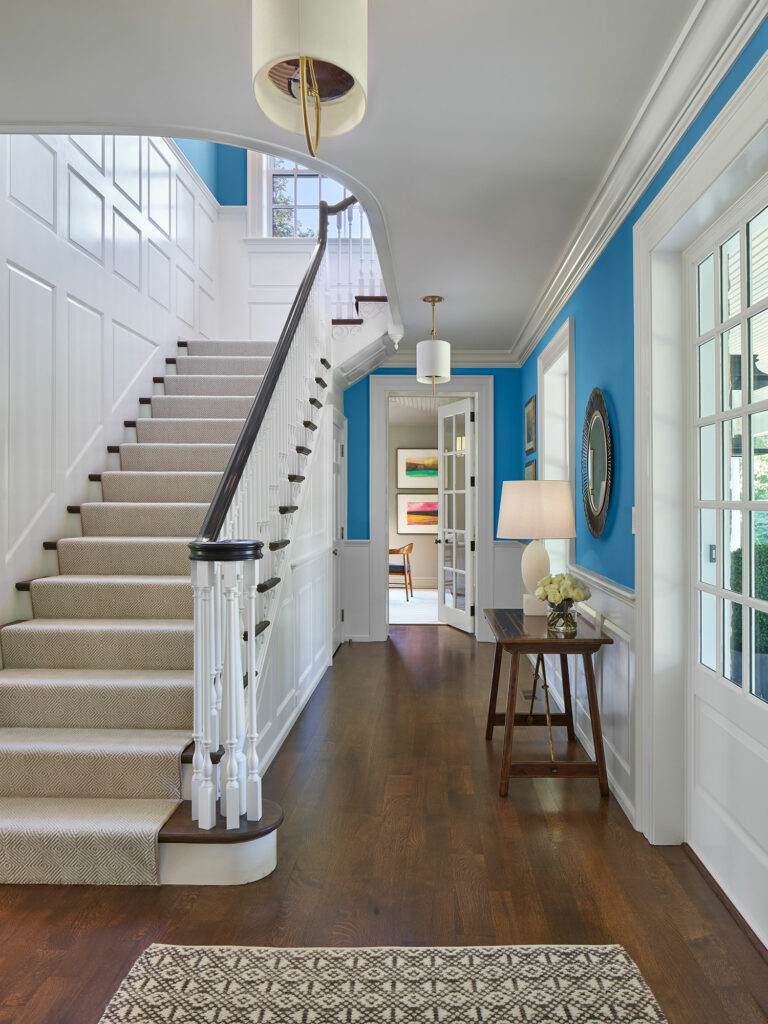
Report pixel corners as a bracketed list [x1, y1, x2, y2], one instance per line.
[0, 339, 272, 885]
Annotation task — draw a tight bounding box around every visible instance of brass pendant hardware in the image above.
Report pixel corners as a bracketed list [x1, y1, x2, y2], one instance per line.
[299, 56, 321, 156]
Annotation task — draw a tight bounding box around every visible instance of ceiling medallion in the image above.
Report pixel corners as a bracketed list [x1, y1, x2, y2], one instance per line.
[252, 1, 368, 157]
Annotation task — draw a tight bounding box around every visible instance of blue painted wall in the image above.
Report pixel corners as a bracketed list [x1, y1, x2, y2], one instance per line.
[173, 139, 247, 206]
[519, 16, 768, 590]
[343, 368, 521, 541]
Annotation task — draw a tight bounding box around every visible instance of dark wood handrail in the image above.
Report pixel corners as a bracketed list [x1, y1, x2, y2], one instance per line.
[194, 195, 357, 545]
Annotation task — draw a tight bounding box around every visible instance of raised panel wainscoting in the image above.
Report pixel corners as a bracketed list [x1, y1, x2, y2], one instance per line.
[0, 134, 220, 627]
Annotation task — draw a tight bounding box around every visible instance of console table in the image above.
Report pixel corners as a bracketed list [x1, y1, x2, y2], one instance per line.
[484, 608, 613, 798]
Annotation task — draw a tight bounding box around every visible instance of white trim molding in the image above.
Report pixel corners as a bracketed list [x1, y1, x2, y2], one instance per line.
[369, 375, 503, 643]
[512, 0, 767, 365]
[634, 50, 768, 847]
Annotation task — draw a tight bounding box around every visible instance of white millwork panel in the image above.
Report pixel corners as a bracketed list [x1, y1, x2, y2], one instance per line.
[0, 134, 220, 627]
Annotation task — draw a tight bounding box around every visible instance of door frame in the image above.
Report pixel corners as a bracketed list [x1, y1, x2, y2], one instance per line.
[369, 374, 495, 642]
[634, 51, 768, 846]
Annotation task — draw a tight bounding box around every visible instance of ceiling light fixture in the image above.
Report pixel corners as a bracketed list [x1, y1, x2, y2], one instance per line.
[416, 296, 451, 395]
[252, 0, 368, 158]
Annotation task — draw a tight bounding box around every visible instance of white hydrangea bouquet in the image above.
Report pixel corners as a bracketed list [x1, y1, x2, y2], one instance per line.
[535, 572, 591, 637]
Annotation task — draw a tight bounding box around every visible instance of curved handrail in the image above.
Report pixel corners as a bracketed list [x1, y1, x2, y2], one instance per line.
[194, 195, 357, 544]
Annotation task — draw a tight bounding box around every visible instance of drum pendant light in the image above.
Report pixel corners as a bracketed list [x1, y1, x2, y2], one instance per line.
[252, 0, 368, 157]
[416, 296, 451, 395]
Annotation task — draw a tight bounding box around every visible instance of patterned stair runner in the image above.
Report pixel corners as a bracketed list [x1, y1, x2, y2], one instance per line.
[0, 339, 272, 885]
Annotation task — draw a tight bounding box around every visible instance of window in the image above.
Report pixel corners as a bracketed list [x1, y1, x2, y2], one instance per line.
[693, 199, 768, 702]
[268, 156, 370, 239]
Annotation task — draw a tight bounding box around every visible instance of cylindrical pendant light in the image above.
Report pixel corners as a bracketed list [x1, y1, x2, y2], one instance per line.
[416, 296, 451, 393]
[253, 0, 368, 156]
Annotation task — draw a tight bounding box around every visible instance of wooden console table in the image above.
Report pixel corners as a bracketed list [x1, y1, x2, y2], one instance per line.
[484, 608, 613, 798]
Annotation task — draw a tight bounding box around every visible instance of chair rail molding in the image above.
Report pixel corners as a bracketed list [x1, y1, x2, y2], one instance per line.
[369, 374, 497, 643]
[633, 50, 768, 846]
[512, 0, 767, 365]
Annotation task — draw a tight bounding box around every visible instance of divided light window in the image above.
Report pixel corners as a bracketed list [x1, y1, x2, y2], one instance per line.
[269, 156, 369, 238]
[695, 199, 768, 702]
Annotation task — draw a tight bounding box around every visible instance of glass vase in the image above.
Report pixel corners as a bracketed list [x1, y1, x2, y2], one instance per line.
[547, 599, 577, 637]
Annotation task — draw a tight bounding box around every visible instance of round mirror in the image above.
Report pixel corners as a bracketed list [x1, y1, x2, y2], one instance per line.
[581, 389, 613, 537]
[587, 412, 607, 513]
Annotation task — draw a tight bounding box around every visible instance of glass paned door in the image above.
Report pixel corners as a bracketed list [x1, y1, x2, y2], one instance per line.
[689, 193, 768, 932]
[437, 398, 475, 632]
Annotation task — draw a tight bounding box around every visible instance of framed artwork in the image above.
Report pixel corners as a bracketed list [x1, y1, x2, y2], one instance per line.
[524, 458, 537, 481]
[397, 448, 438, 489]
[524, 396, 537, 454]
[397, 493, 438, 534]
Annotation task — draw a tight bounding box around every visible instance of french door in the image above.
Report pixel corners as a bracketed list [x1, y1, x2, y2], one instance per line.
[690, 187, 768, 939]
[437, 398, 475, 632]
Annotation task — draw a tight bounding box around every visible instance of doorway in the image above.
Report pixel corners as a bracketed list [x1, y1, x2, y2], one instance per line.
[387, 395, 458, 625]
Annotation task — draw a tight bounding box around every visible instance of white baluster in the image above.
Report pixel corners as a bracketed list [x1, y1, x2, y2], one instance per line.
[191, 558, 217, 829]
[243, 559, 263, 820]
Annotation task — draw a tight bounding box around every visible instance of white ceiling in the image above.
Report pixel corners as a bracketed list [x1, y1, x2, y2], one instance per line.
[0, 0, 704, 357]
[389, 395, 457, 427]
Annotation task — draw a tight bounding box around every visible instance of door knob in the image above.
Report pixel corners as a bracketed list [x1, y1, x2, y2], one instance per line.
[332, 548, 338, 555]
[435, 538, 441, 544]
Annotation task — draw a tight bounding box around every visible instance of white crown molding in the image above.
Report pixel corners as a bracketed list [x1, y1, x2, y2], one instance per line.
[511, 0, 767, 366]
[165, 138, 220, 210]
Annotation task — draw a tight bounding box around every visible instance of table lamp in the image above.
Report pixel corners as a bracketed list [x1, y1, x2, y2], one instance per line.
[496, 480, 577, 615]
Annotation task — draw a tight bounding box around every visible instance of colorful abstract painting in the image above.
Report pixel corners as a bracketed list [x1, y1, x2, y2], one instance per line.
[397, 449, 438, 489]
[397, 493, 439, 534]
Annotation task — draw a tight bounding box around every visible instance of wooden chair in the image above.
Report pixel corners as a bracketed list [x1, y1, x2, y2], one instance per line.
[389, 544, 414, 600]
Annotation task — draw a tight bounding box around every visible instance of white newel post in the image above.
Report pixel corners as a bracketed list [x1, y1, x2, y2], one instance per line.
[220, 560, 243, 829]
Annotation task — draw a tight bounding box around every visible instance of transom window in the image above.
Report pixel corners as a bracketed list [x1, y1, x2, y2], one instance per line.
[269, 156, 370, 238]
[694, 198, 768, 702]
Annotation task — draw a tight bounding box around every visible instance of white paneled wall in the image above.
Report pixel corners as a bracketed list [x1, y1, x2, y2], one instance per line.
[254, 412, 333, 771]
[533, 572, 636, 822]
[0, 134, 219, 625]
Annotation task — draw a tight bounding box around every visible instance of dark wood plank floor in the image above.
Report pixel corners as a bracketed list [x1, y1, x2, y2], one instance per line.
[1, 626, 767, 1023]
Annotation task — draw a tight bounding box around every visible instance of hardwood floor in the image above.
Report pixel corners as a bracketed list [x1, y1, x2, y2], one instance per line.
[1, 625, 767, 1023]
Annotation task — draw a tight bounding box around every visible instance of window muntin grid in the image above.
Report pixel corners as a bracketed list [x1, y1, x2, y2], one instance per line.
[694, 200, 768, 702]
[268, 155, 371, 239]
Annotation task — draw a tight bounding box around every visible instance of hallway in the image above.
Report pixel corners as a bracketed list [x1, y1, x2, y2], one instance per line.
[1, 626, 767, 1023]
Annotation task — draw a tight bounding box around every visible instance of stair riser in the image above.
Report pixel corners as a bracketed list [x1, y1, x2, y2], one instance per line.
[80, 503, 206, 537]
[184, 341, 276, 357]
[150, 396, 253, 419]
[0, 678, 192, 730]
[57, 539, 191, 576]
[163, 375, 263, 397]
[119, 444, 233, 472]
[175, 356, 270, 376]
[0, 625, 193, 670]
[136, 420, 244, 444]
[100, 472, 220, 503]
[30, 580, 193, 619]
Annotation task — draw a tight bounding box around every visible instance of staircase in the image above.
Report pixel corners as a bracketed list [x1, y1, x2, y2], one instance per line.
[0, 196, 365, 886]
[0, 339, 275, 885]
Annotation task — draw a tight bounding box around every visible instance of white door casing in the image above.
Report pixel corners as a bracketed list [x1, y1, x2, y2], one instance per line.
[634, 47, 768, 944]
[437, 398, 475, 633]
[369, 375, 496, 643]
[331, 411, 347, 653]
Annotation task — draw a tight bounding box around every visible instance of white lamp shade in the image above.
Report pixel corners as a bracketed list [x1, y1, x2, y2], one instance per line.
[416, 339, 451, 385]
[497, 480, 576, 540]
[253, 0, 367, 138]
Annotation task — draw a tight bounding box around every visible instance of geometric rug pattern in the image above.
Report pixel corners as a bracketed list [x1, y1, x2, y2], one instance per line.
[99, 943, 668, 1022]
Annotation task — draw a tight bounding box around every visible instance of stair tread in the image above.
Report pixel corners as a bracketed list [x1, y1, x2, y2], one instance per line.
[2, 618, 193, 632]
[159, 799, 283, 844]
[0, 667, 192, 682]
[0, 726, 192, 749]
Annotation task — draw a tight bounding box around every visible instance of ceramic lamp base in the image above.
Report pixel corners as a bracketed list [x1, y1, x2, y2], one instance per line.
[521, 539, 550, 617]
[523, 593, 547, 616]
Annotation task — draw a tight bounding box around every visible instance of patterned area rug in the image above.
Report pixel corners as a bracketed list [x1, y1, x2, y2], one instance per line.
[99, 943, 667, 1022]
